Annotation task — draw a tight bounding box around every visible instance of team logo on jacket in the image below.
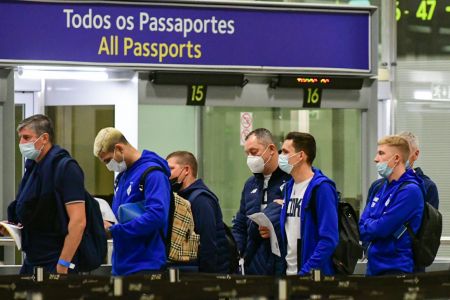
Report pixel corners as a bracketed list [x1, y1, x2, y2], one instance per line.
[371, 196, 379, 208]
[127, 182, 133, 196]
[251, 188, 258, 194]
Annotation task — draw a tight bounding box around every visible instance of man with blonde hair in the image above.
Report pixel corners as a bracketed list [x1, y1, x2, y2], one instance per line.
[360, 135, 425, 275]
[398, 131, 439, 209]
[93, 127, 171, 276]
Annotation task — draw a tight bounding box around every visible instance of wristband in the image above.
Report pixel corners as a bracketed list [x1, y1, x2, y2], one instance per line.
[58, 258, 75, 269]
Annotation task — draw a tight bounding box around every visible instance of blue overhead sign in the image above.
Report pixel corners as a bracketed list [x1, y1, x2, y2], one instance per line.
[0, 1, 372, 73]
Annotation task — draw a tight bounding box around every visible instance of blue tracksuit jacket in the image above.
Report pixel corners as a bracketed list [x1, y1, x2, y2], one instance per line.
[280, 168, 339, 276]
[109, 150, 171, 276]
[232, 167, 291, 275]
[360, 169, 425, 276]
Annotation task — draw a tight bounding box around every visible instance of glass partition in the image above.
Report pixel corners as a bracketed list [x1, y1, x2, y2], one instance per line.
[202, 107, 362, 224]
[396, 0, 450, 256]
[46, 106, 115, 201]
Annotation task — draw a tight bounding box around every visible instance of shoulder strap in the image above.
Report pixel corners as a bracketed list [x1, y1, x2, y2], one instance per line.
[138, 166, 165, 193]
[136, 165, 172, 252]
[393, 181, 419, 239]
[54, 156, 76, 191]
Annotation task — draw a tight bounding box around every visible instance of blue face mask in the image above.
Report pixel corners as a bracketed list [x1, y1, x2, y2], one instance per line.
[376, 155, 397, 178]
[19, 135, 44, 161]
[278, 152, 300, 174]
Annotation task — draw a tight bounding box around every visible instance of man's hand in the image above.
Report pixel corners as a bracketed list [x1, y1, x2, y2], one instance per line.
[0, 221, 19, 236]
[259, 226, 270, 239]
[274, 199, 284, 205]
[0, 225, 8, 236]
[56, 263, 68, 274]
[104, 221, 113, 239]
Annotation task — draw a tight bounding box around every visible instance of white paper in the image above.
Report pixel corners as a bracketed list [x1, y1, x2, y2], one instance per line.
[95, 197, 118, 224]
[247, 212, 281, 257]
[0, 221, 23, 250]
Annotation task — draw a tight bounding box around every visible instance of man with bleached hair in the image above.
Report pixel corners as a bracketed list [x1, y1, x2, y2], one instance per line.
[93, 127, 171, 276]
[360, 135, 424, 275]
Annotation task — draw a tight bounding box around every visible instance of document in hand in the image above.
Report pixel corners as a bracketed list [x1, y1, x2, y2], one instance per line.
[247, 212, 281, 257]
[0, 221, 22, 250]
[95, 197, 118, 224]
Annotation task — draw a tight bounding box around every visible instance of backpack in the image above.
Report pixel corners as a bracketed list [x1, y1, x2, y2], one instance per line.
[138, 166, 199, 262]
[311, 189, 363, 275]
[406, 201, 442, 268]
[187, 188, 240, 274]
[54, 157, 107, 272]
[371, 180, 442, 268]
[223, 223, 240, 274]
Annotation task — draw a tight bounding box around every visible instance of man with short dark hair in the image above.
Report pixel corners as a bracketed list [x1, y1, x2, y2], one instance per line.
[278, 132, 339, 275]
[166, 151, 229, 273]
[360, 135, 424, 275]
[5, 114, 86, 275]
[93, 127, 171, 276]
[232, 128, 291, 275]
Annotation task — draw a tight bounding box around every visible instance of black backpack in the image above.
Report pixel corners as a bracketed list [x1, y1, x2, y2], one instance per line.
[311, 189, 363, 275]
[406, 201, 442, 268]
[54, 157, 107, 272]
[371, 180, 442, 268]
[223, 223, 240, 274]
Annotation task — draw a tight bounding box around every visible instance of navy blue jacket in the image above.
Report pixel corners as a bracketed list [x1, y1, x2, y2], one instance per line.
[415, 167, 439, 209]
[110, 150, 171, 276]
[360, 169, 425, 276]
[280, 168, 339, 276]
[178, 179, 229, 273]
[232, 167, 290, 275]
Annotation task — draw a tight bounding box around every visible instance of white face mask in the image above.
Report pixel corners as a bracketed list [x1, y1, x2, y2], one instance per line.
[106, 149, 127, 173]
[19, 135, 44, 161]
[246, 146, 271, 174]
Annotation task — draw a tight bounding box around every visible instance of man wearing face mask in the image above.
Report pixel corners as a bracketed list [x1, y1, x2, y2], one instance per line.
[367, 132, 439, 210]
[232, 128, 291, 275]
[360, 135, 424, 276]
[277, 132, 339, 276]
[5, 114, 86, 275]
[166, 151, 229, 273]
[93, 127, 171, 276]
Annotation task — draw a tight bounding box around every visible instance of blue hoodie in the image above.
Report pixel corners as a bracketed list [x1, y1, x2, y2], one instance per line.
[280, 168, 339, 276]
[109, 150, 171, 276]
[360, 169, 425, 276]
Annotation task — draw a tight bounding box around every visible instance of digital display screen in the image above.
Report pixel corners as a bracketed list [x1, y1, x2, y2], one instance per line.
[396, 0, 450, 56]
[276, 76, 364, 90]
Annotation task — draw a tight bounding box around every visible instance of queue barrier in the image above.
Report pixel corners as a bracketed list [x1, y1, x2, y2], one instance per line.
[1, 269, 450, 299]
